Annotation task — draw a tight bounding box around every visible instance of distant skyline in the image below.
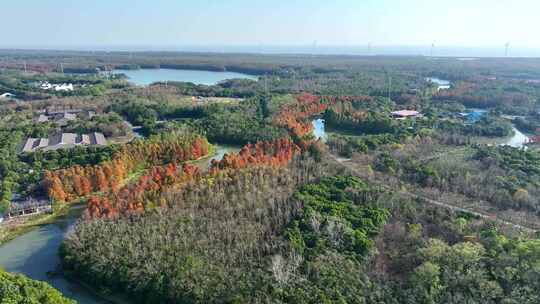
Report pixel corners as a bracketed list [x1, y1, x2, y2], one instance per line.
[2, 0, 540, 55]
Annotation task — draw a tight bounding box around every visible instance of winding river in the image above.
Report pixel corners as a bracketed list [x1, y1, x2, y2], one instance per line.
[311, 119, 530, 148]
[0, 206, 109, 303]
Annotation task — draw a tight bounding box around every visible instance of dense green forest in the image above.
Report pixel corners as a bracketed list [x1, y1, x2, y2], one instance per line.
[61, 168, 540, 303]
[62, 155, 339, 303]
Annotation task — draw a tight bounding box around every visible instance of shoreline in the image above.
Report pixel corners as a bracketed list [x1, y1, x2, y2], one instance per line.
[0, 202, 72, 246]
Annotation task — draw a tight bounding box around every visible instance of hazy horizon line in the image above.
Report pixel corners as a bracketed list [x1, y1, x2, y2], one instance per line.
[2, 44, 540, 58]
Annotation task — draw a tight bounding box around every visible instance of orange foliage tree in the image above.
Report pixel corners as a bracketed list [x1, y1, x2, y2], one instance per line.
[84, 93, 338, 219]
[210, 138, 300, 172]
[43, 132, 210, 202]
[85, 163, 201, 218]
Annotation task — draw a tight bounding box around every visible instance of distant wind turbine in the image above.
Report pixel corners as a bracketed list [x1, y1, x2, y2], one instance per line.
[430, 42, 435, 57]
[368, 43, 372, 55]
[505, 42, 510, 57]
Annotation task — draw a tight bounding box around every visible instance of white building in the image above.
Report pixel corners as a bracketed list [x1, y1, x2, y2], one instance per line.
[54, 83, 74, 92]
[40, 82, 74, 92]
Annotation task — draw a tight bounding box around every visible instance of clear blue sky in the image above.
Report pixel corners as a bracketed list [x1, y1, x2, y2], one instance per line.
[2, 0, 539, 49]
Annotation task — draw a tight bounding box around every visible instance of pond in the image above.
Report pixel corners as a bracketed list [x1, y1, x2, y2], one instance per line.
[112, 68, 257, 86]
[426, 77, 451, 90]
[193, 144, 241, 171]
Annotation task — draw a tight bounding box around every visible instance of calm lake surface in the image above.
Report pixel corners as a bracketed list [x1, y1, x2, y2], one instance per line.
[113, 68, 257, 86]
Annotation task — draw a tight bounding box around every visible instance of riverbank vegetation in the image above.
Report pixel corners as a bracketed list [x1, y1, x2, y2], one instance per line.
[0, 201, 71, 246]
[437, 114, 513, 137]
[0, 268, 75, 303]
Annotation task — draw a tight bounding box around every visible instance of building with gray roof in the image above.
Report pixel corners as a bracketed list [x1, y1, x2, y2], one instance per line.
[34, 111, 78, 125]
[20, 132, 107, 153]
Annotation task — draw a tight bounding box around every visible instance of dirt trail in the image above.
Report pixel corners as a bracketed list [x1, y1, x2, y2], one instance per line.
[331, 154, 538, 233]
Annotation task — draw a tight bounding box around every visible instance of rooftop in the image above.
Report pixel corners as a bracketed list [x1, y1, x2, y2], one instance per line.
[20, 132, 107, 153]
[391, 110, 421, 117]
